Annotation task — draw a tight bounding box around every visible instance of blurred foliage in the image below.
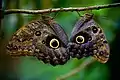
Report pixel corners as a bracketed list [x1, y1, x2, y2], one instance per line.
[1, 0, 120, 80]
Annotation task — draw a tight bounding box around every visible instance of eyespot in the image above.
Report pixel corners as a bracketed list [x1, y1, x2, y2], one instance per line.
[76, 36, 85, 44]
[49, 38, 59, 49]
[88, 36, 92, 41]
[92, 26, 98, 33]
[35, 31, 41, 36]
[103, 40, 108, 44]
[99, 29, 102, 33]
[42, 40, 45, 44]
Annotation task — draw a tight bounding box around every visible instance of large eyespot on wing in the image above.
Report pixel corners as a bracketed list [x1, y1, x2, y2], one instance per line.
[49, 38, 60, 49]
[75, 35, 85, 44]
[73, 31, 92, 44]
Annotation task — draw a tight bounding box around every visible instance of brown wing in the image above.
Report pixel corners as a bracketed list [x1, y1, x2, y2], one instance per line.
[93, 27, 110, 63]
[7, 25, 35, 57]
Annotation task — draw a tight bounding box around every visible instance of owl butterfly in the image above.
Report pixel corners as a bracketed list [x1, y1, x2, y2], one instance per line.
[68, 13, 110, 63]
[7, 15, 70, 66]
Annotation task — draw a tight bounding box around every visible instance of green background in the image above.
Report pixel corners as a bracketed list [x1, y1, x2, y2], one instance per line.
[0, 0, 120, 80]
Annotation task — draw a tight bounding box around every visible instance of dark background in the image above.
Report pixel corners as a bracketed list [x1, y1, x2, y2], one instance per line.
[0, 0, 120, 80]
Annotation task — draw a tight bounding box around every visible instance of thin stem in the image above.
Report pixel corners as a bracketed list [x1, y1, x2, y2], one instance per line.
[56, 57, 96, 80]
[4, 3, 120, 15]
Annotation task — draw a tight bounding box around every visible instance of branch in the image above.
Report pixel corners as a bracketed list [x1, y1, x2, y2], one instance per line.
[4, 3, 120, 15]
[56, 57, 96, 80]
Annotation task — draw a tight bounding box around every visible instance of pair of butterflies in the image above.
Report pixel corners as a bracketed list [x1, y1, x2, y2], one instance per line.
[7, 13, 110, 66]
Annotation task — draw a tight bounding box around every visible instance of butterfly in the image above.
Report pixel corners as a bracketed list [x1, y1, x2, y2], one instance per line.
[6, 15, 70, 66]
[7, 13, 110, 66]
[68, 13, 110, 63]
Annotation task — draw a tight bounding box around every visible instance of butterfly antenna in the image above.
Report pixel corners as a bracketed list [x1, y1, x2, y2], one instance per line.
[40, 8, 53, 20]
[48, 8, 55, 20]
[52, 7, 63, 20]
[76, 11, 82, 17]
[49, 8, 53, 14]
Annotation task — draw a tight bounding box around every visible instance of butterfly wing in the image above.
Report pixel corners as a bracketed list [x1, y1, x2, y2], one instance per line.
[68, 13, 110, 63]
[7, 16, 69, 66]
[7, 22, 36, 56]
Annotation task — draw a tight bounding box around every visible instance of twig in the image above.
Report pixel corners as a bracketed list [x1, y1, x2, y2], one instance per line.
[56, 57, 96, 80]
[4, 3, 120, 15]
